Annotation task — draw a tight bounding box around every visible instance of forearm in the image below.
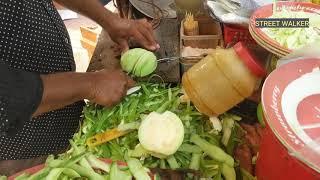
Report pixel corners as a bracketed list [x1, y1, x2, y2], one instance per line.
[54, 0, 158, 51]
[0, 63, 129, 135]
[54, 0, 116, 30]
[33, 72, 93, 117]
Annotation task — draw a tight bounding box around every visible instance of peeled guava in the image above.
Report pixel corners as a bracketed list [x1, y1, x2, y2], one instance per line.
[138, 111, 184, 156]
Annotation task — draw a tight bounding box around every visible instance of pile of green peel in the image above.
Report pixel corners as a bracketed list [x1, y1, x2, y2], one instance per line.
[6, 83, 255, 180]
[73, 83, 251, 180]
[12, 147, 151, 180]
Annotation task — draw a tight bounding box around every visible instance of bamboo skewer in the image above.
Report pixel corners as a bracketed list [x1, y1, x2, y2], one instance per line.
[183, 12, 199, 36]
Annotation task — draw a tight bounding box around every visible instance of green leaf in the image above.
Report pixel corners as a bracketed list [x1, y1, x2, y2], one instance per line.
[14, 173, 30, 180]
[189, 153, 201, 170]
[110, 163, 132, 180]
[178, 144, 202, 154]
[127, 158, 151, 180]
[166, 155, 180, 169]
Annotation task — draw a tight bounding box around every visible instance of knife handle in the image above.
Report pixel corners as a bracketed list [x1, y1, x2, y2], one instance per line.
[86, 128, 132, 147]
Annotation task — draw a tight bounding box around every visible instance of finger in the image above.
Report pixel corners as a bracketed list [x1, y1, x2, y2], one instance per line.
[138, 20, 158, 50]
[118, 39, 129, 53]
[109, 97, 122, 107]
[140, 19, 160, 50]
[112, 82, 127, 105]
[131, 30, 151, 50]
[139, 19, 152, 29]
[118, 71, 130, 89]
[113, 46, 122, 55]
[120, 86, 127, 99]
[126, 76, 136, 88]
[140, 18, 148, 23]
[146, 20, 153, 32]
[113, 44, 122, 51]
[138, 25, 157, 50]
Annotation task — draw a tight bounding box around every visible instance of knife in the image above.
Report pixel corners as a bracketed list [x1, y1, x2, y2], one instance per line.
[156, 55, 206, 63]
[86, 128, 133, 147]
[126, 86, 141, 95]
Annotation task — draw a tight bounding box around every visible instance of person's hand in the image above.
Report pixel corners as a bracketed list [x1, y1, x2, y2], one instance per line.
[106, 17, 160, 52]
[88, 69, 135, 107]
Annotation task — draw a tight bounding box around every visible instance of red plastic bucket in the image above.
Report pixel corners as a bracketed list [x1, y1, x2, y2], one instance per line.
[257, 58, 320, 180]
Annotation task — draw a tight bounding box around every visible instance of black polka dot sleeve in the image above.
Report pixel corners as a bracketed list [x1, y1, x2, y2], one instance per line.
[0, 62, 43, 137]
[0, 0, 84, 160]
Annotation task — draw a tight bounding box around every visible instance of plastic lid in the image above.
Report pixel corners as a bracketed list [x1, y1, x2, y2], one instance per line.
[233, 42, 266, 77]
[262, 58, 320, 173]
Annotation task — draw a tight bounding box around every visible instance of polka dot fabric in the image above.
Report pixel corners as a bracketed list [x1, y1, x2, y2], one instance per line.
[0, 0, 84, 160]
[0, 100, 9, 135]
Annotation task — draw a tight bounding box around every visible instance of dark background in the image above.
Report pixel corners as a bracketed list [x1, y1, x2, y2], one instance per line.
[100, 0, 111, 5]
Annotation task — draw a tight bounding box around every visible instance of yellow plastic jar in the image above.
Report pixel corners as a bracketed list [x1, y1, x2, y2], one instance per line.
[182, 42, 266, 116]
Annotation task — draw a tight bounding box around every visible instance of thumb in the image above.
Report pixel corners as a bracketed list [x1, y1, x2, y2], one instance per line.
[119, 39, 129, 53]
[126, 76, 136, 88]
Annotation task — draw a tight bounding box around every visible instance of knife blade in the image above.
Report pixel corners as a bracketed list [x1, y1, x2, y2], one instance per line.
[156, 55, 206, 63]
[126, 86, 141, 95]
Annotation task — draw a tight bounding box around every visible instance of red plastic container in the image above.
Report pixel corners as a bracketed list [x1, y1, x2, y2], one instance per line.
[223, 24, 256, 47]
[257, 58, 320, 180]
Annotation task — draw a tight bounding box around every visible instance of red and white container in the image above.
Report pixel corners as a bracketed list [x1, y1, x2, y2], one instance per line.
[257, 58, 320, 179]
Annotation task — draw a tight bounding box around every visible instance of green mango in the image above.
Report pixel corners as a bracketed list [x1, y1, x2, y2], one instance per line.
[120, 48, 145, 73]
[138, 51, 157, 77]
[121, 48, 157, 77]
[132, 50, 146, 77]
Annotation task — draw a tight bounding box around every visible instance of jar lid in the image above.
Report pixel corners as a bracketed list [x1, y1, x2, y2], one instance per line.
[233, 42, 266, 77]
[262, 58, 320, 173]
